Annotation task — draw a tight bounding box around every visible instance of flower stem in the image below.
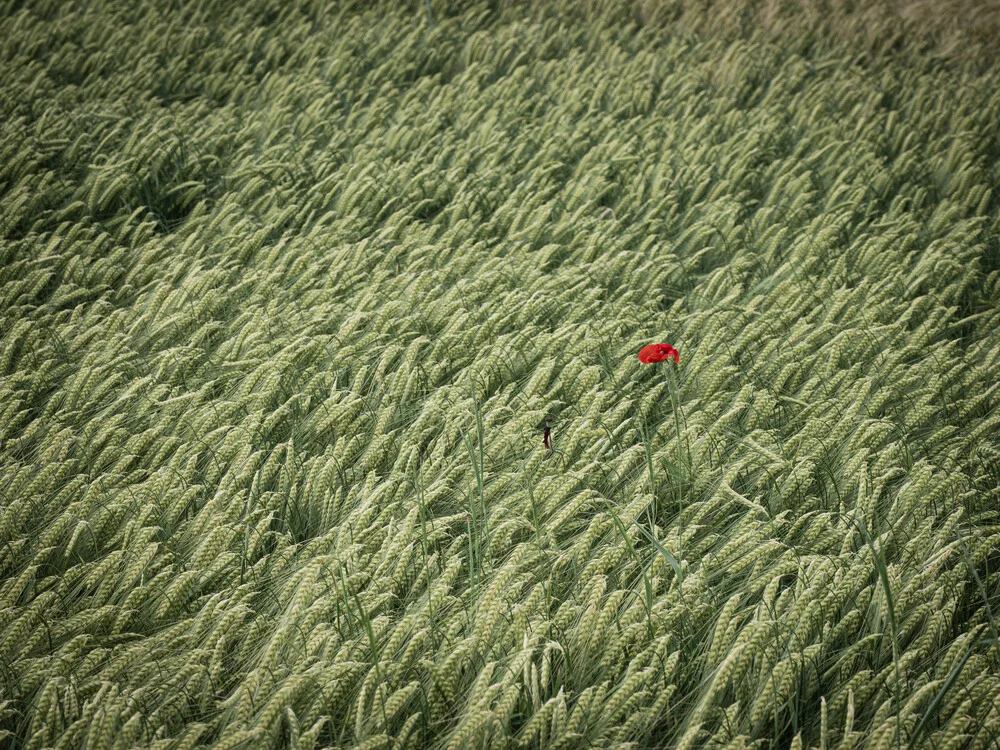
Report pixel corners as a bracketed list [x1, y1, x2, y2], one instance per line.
[666, 364, 689, 527]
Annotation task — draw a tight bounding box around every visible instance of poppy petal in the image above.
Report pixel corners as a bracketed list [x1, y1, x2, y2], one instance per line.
[638, 343, 679, 365]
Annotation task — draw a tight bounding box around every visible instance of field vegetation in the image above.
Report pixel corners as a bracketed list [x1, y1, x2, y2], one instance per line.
[2, 0, 1000, 747]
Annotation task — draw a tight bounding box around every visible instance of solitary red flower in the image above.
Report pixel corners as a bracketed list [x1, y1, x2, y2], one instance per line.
[638, 343, 679, 364]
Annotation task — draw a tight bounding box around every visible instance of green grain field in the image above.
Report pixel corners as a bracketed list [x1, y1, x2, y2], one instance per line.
[2, 0, 1000, 748]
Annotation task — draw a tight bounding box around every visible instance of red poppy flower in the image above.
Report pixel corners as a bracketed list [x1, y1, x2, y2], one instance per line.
[638, 343, 679, 364]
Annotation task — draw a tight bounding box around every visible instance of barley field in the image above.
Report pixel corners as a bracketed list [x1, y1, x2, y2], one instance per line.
[2, 0, 1000, 748]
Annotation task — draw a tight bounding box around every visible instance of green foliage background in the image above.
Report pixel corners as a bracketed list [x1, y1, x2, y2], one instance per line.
[1, 0, 999, 748]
